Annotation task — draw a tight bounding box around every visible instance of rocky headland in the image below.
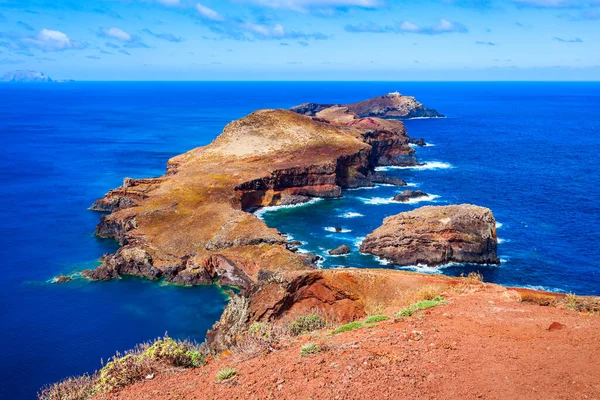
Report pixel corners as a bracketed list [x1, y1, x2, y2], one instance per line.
[291, 92, 444, 120]
[84, 100, 419, 287]
[360, 205, 499, 267]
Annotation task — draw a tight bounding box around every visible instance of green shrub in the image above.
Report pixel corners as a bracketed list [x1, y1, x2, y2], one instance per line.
[364, 315, 389, 323]
[300, 343, 320, 356]
[38, 335, 206, 399]
[331, 321, 364, 335]
[395, 296, 446, 318]
[248, 322, 270, 338]
[289, 314, 326, 336]
[216, 367, 237, 381]
[396, 308, 415, 317]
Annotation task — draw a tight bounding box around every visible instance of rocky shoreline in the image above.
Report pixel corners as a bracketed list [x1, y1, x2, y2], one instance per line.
[81, 94, 431, 288]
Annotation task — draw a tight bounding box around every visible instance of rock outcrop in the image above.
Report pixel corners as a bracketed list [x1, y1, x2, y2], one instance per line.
[393, 190, 428, 202]
[291, 92, 443, 121]
[328, 245, 350, 256]
[83, 102, 419, 287]
[360, 205, 499, 267]
[207, 268, 457, 350]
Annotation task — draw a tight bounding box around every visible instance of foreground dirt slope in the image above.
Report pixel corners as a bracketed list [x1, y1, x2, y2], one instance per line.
[108, 284, 600, 400]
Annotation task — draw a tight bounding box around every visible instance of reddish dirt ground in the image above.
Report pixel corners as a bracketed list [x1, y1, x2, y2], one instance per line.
[105, 285, 600, 400]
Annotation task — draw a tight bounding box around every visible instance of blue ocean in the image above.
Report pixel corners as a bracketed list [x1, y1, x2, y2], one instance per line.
[1, 82, 599, 398]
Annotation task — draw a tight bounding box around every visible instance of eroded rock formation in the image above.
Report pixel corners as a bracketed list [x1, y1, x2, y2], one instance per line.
[360, 205, 499, 267]
[83, 105, 419, 286]
[207, 268, 457, 350]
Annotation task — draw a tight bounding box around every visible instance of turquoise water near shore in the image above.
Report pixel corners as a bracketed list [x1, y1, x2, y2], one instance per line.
[1, 82, 599, 398]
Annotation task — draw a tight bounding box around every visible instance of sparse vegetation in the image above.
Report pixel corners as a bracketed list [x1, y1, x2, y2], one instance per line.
[395, 296, 446, 318]
[463, 271, 484, 284]
[331, 321, 364, 335]
[416, 284, 444, 301]
[248, 322, 270, 338]
[289, 314, 326, 336]
[364, 315, 390, 323]
[216, 367, 237, 382]
[566, 293, 578, 310]
[300, 343, 320, 356]
[396, 308, 415, 317]
[38, 335, 206, 400]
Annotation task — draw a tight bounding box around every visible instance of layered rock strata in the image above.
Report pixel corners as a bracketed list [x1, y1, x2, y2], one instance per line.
[360, 205, 500, 267]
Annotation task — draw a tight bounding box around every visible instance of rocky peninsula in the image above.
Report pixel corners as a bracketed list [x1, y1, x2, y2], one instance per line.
[84, 97, 420, 287]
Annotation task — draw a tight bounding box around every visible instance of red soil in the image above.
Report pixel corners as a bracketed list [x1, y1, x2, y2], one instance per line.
[104, 285, 600, 400]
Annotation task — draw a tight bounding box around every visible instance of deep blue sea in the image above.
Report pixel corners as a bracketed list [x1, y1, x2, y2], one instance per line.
[1, 82, 599, 399]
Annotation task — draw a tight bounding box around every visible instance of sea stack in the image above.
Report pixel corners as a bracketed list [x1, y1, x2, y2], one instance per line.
[360, 204, 499, 267]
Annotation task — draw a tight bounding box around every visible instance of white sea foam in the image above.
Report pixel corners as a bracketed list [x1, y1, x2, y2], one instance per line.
[409, 143, 435, 148]
[495, 222, 503, 228]
[405, 182, 418, 187]
[375, 161, 453, 172]
[254, 198, 323, 219]
[360, 197, 396, 205]
[324, 227, 352, 233]
[497, 238, 510, 244]
[353, 236, 365, 248]
[360, 194, 439, 205]
[345, 186, 377, 191]
[339, 212, 364, 219]
[401, 194, 440, 204]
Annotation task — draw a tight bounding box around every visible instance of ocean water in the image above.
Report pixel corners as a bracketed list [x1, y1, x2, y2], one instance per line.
[1, 82, 599, 398]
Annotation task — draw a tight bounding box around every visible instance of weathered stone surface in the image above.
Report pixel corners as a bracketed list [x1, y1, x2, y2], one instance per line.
[329, 245, 351, 256]
[360, 205, 499, 267]
[393, 190, 428, 202]
[53, 275, 72, 283]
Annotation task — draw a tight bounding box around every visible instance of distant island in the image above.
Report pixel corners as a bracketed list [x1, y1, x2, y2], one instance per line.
[1, 70, 73, 83]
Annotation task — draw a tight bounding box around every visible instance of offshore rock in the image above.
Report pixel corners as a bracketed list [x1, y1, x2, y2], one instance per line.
[393, 190, 429, 202]
[360, 205, 499, 267]
[328, 245, 350, 256]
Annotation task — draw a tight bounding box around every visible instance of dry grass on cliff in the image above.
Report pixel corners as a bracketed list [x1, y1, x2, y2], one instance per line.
[38, 336, 208, 400]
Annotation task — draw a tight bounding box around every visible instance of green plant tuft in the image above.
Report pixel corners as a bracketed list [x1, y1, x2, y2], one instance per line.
[364, 315, 389, 323]
[300, 343, 320, 356]
[216, 367, 237, 382]
[289, 314, 326, 336]
[331, 321, 364, 335]
[395, 296, 446, 318]
[248, 322, 270, 338]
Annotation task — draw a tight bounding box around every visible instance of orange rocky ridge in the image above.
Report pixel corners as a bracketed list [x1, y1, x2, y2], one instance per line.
[83, 98, 418, 287]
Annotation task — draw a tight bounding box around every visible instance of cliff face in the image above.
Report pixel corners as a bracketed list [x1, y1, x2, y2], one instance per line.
[206, 268, 458, 351]
[291, 92, 443, 121]
[84, 107, 415, 286]
[360, 204, 500, 267]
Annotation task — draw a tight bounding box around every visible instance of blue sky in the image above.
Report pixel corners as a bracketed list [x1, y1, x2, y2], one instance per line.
[0, 0, 599, 80]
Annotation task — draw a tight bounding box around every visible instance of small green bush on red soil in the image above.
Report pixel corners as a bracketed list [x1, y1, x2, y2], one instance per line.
[216, 367, 237, 381]
[289, 314, 326, 336]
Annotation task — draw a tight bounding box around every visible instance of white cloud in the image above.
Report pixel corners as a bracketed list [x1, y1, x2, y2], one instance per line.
[156, 0, 180, 5]
[399, 21, 420, 32]
[103, 27, 132, 42]
[238, 0, 383, 12]
[398, 19, 467, 34]
[23, 29, 80, 51]
[195, 3, 225, 21]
